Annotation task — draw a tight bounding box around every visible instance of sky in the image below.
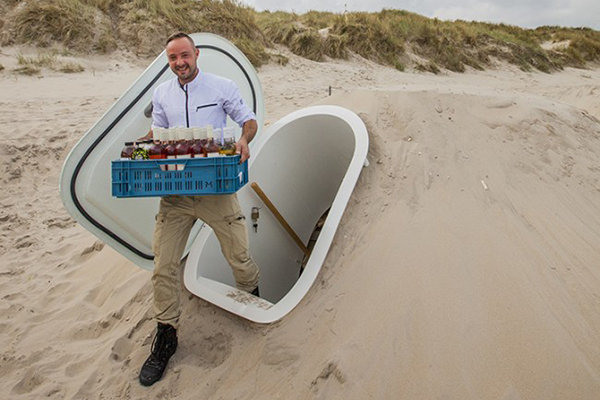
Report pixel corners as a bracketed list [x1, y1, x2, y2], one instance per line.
[239, 0, 600, 30]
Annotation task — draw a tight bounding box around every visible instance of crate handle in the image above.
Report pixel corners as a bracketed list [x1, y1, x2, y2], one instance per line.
[156, 159, 189, 172]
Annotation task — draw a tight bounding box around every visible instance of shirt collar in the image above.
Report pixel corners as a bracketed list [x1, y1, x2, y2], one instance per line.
[179, 68, 203, 90]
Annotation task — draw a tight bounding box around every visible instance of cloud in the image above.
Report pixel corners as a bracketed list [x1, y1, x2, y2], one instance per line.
[240, 0, 600, 29]
[429, 0, 600, 28]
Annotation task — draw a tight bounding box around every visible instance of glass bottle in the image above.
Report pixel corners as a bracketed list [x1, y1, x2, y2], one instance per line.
[149, 141, 164, 159]
[149, 128, 165, 159]
[219, 127, 237, 156]
[191, 127, 206, 157]
[165, 128, 178, 170]
[176, 129, 193, 160]
[121, 142, 135, 160]
[205, 124, 221, 157]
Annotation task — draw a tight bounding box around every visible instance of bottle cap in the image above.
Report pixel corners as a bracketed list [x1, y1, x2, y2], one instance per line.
[218, 127, 225, 145]
[225, 127, 236, 139]
[200, 127, 208, 140]
[168, 128, 178, 142]
[192, 127, 201, 140]
[153, 127, 163, 142]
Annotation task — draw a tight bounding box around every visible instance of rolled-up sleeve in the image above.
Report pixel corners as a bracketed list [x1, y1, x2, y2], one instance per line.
[223, 80, 256, 127]
[151, 88, 168, 129]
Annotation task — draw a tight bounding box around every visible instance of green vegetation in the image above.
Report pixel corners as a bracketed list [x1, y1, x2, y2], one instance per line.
[59, 61, 85, 73]
[14, 65, 41, 75]
[15, 51, 57, 74]
[255, 8, 599, 73]
[0, 0, 598, 73]
[12, 0, 102, 51]
[13, 50, 86, 75]
[271, 53, 289, 66]
[2, 0, 269, 61]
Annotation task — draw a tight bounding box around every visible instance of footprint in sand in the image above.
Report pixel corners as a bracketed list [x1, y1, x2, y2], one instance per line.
[310, 361, 347, 396]
[179, 332, 232, 368]
[11, 368, 45, 395]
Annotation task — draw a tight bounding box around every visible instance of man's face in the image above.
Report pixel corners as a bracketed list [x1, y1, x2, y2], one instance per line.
[166, 37, 199, 85]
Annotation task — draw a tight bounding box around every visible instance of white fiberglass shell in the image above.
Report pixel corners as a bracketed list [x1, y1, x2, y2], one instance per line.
[183, 106, 368, 323]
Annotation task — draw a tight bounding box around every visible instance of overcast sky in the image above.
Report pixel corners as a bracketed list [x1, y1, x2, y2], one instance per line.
[240, 0, 600, 30]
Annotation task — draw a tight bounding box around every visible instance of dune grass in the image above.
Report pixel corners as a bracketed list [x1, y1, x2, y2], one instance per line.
[271, 53, 289, 66]
[0, 0, 598, 73]
[259, 9, 599, 72]
[11, 0, 100, 50]
[258, 9, 555, 72]
[16, 51, 58, 71]
[535, 27, 600, 66]
[59, 61, 85, 73]
[13, 65, 41, 75]
[2, 0, 269, 62]
[13, 50, 85, 75]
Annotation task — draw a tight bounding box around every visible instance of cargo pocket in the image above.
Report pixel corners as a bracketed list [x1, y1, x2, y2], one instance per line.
[223, 212, 250, 261]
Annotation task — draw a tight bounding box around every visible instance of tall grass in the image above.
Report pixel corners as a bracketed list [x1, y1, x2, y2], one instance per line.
[59, 61, 86, 73]
[3, 0, 269, 62]
[12, 50, 86, 75]
[11, 0, 99, 50]
[17, 51, 58, 68]
[256, 9, 569, 72]
[0, 1, 598, 72]
[115, 0, 269, 60]
[540, 27, 600, 65]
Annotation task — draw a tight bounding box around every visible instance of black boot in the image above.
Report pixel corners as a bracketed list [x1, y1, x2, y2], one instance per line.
[139, 323, 178, 386]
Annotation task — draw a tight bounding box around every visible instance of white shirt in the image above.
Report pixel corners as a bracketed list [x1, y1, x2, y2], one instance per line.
[152, 70, 256, 129]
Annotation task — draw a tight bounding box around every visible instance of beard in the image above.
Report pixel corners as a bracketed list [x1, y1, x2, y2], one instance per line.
[173, 63, 197, 83]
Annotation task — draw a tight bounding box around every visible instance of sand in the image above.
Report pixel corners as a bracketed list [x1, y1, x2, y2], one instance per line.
[1, 46, 600, 399]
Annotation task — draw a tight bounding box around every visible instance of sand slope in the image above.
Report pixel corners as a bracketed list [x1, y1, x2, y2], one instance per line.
[1, 49, 599, 399]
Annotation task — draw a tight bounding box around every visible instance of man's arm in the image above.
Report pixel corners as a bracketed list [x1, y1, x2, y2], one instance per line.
[236, 119, 257, 163]
[138, 88, 167, 140]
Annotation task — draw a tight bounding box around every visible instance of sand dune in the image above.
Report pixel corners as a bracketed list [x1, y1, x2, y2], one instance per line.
[1, 48, 599, 399]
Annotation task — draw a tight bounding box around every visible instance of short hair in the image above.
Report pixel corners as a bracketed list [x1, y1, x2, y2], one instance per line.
[165, 32, 196, 49]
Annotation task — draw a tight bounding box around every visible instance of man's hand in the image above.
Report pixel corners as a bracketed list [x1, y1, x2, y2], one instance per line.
[137, 129, 153, 142]
[236, 137, 250, 163]
[236, 119, 257, 163]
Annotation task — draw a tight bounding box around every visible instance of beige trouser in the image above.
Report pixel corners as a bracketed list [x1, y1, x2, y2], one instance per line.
[152, 194, 259, 328]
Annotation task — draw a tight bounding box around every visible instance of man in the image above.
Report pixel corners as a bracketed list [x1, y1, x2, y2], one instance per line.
[139, 32, 260, 387]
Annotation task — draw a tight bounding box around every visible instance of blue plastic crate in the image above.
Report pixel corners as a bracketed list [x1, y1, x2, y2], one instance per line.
[111, 156, 248, 198]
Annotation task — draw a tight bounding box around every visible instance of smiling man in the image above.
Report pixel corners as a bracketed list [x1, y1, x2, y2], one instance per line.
[138, 32, 260, 387]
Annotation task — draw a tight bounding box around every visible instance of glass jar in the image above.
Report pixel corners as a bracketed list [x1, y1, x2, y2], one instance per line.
[131, 140, 150, 160]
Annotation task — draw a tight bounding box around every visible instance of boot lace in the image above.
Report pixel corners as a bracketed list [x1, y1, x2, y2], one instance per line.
[145, 328, 170, 368]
